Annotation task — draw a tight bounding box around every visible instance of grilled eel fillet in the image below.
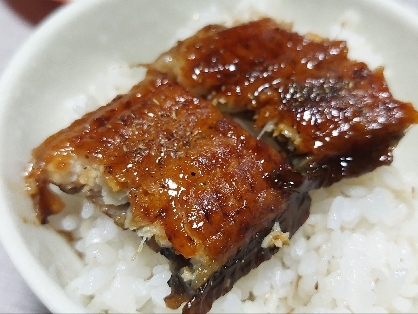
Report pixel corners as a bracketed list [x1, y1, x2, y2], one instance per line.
[25, 19, 418, 314]
[151, 18, 418, 187]
[25, 70, 312, 313]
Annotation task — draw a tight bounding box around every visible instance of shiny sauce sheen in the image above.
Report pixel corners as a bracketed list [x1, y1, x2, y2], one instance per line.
[154, 18, 418, 185]
[27, 72, 298, 269]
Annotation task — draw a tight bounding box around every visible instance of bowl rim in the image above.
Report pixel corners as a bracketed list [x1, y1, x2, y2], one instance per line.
[0, 1, 102, 312]
[0, 0, 418, 312]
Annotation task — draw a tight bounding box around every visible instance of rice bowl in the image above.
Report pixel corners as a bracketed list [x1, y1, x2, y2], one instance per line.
[1, 0, 418, 313]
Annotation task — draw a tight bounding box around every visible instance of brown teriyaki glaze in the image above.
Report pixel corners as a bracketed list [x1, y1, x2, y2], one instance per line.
[152, 18, 418, 186]
[25, 71, 310, 312]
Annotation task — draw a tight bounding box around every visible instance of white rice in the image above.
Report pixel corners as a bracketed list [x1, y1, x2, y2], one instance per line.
[46, 11, 418, 314]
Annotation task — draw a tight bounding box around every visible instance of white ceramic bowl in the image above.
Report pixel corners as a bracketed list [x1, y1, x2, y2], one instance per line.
[1, 0, 418, 312]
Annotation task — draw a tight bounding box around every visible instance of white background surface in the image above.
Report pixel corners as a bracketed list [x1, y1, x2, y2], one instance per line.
[0, 0, 418, 312]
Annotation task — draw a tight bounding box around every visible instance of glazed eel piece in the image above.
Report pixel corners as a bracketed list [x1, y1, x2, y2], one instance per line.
[151, 18, 418, 187]
[25, 71, 312, 313]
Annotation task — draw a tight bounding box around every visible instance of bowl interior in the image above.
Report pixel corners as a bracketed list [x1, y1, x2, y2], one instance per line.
[1, 0, 418, 312]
